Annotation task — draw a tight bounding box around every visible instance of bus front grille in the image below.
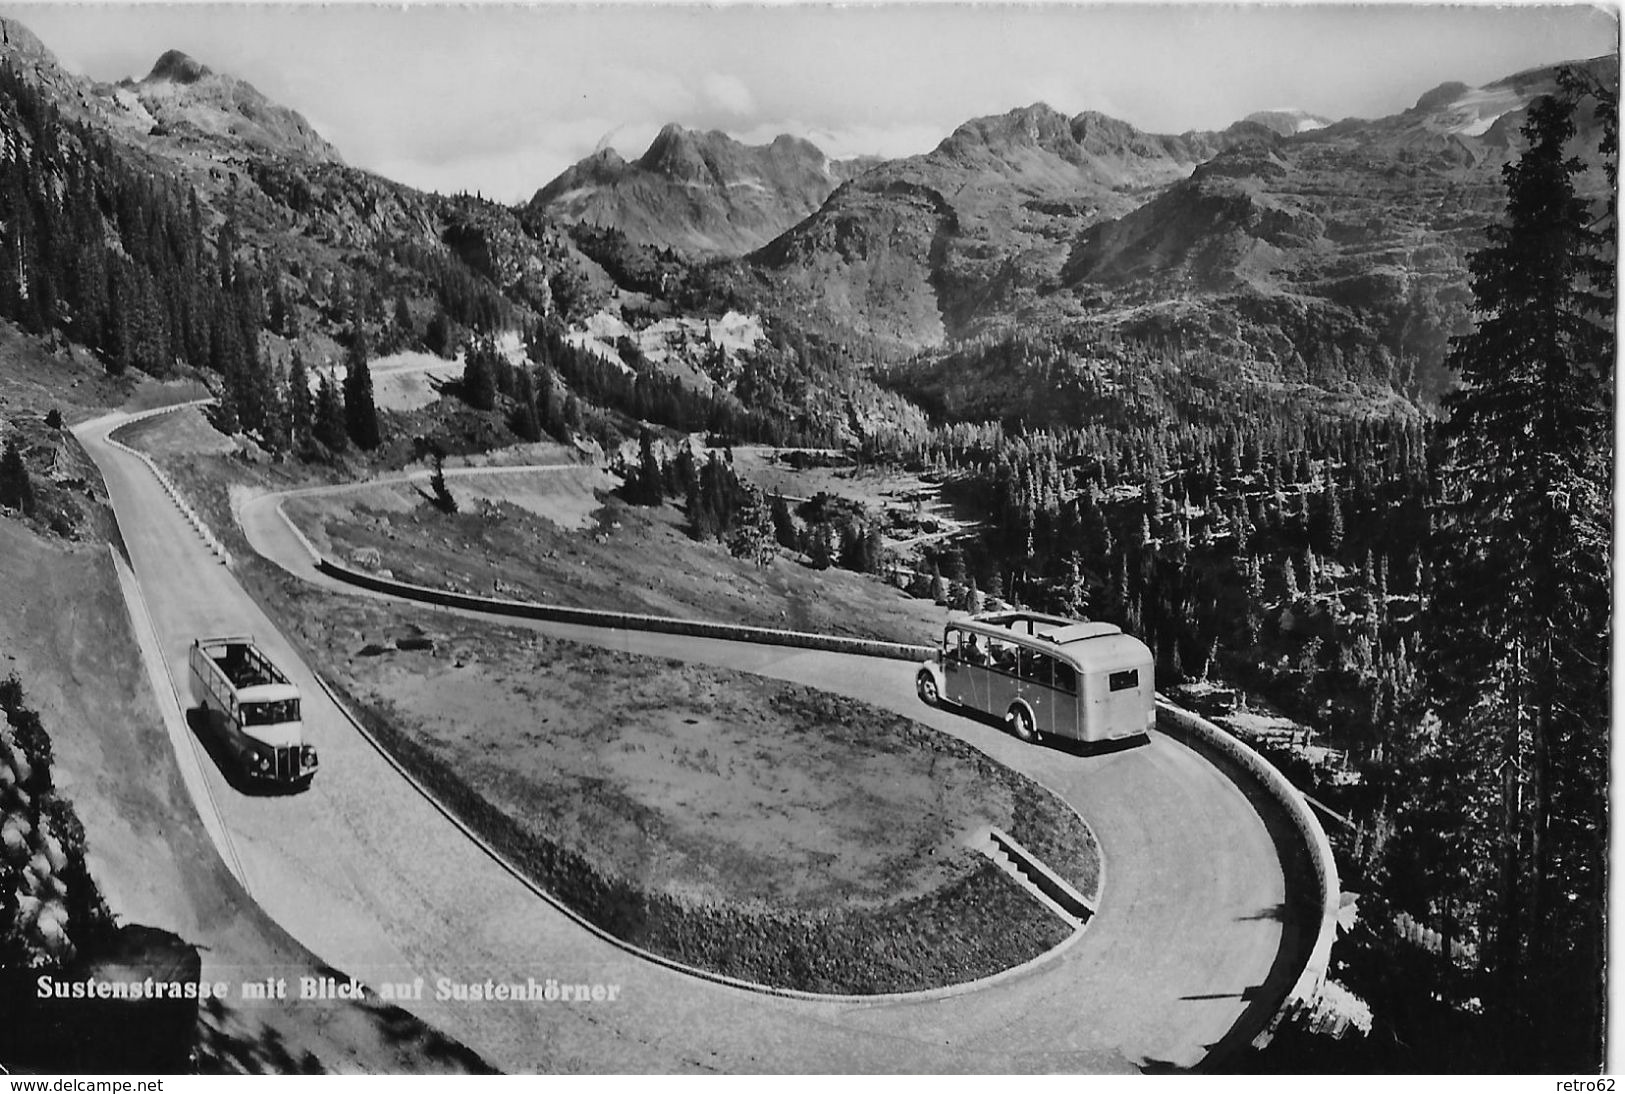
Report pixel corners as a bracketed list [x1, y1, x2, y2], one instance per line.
[275, 746, 298, 781]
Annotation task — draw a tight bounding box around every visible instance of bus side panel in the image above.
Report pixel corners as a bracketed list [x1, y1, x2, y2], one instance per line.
[190, 652, 234, 745]
[1050, 682, 1082, 740]
[189, 651, 220, 728]
[1078, 672, 1103, 742]
[942, 657, 974, 707]
[982, 667, 1020, 722]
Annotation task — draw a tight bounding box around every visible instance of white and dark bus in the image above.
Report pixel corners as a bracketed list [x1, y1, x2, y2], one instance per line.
[189, 636, 318, 787]
[916, 611, 1156, 744]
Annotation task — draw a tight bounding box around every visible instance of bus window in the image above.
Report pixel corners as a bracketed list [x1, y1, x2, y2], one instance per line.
[241, 699, 301, 726]
[1054, 661, 1078, 695]
[1109, 669, 1139, 692]
[989, 639, 1018, 675]
[1020, 648, 1052, 688]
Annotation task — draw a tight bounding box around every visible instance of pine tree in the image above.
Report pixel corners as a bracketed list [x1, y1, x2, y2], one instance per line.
[428, 449, 457, 514]
[312, 372, 348, 453]
[1414, 80, 1614, 1070]
[510, 367, 542, 442]
[462, 338, 498, 411]
[770, 490, 797, 549]
[806, 524, 835, 570]
[1057, 553, 1088, 617]
[342, 329, 381, 450]
[630, 430, 663, 505]
[392, 293, 414, 347]
[0, 437, 34, 515]
[726, 485, 776, 568]
[286, 350, 313, 451]
[426, 308, 453, 358]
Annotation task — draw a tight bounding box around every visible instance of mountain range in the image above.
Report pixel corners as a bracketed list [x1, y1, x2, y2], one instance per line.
[0, 11, 1615, 429]
[531, 55, 1614, 391]
[530, 125, 874, 256]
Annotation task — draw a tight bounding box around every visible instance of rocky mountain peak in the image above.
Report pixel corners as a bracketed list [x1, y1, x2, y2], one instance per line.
[939, 102, 1074, 156]
[637, 122, 714, 180]
[1411, 81, 1471, 114]
[119, 45, 341, 163]
[532, 123, 855, 256]
[0, 17, 56, 64]
[1241, 108, 1333, 136]
[145, 49, 213, 85]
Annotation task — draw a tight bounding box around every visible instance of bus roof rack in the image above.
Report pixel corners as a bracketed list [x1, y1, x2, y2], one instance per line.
[194, 635, 257, 648]
[1041, 622, 1123, 644]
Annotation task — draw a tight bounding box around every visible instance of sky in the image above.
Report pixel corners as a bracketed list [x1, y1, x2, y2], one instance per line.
[2, 2, 1617, 202]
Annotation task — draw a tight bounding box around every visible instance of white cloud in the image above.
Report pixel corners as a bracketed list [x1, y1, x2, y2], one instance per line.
[701, 72, 755, 117]
[730, 119, 947, 163]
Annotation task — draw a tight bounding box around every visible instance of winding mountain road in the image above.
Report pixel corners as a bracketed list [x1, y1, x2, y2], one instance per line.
[76, 408, 1301, 1073]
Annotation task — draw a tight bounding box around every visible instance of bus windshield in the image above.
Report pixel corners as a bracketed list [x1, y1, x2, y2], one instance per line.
[241, 699, 300, 726]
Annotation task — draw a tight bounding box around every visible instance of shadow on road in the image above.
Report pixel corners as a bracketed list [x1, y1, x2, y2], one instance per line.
[1156, 723, 1321, 1073]
[1238, 903, 1289, 922]
[932, 705, 1154, 758]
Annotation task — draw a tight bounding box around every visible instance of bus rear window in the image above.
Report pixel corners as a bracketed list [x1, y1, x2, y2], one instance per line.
[1108, 669, 1139, 692]
[241, 699, 300, 726]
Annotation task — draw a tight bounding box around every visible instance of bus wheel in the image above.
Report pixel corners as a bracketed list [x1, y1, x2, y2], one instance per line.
[1007, 704, 1037, 743]
[916, 672, 939, 707]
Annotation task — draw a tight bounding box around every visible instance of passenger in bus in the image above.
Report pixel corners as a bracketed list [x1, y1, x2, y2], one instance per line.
[965, 635, 989, 665]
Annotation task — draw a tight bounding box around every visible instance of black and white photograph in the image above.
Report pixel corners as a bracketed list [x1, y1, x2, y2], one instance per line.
[0, 0, 1614, 1077]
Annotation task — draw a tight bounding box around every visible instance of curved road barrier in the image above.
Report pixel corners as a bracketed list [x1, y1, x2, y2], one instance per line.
[315, 554, 936, 662]
[1155, 700, 1340, 1022]
[102, 402, 233, 566]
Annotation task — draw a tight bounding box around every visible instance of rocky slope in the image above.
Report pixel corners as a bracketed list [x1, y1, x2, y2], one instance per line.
[748, 103, 1254, 347]
[0, 21, 617, 352]
[531, 124, 871, 256]
[1060, 56, 1618, 403]
[119, 48, 341, 162]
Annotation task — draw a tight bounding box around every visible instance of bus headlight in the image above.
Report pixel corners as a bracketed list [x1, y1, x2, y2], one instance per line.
[301, 746, 318, 767]
[255, 753, 272, 772]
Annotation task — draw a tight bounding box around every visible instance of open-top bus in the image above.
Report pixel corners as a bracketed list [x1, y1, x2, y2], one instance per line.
[916, 611, 1155, 744]
[189, 636, 318, 787]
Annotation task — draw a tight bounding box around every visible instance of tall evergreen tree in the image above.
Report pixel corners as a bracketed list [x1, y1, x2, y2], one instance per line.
[770, 490, 797, 549]
[462, 338, 498, 410]
[286, 349, 313, 451]
[342, 329, 381, 450]
[1412, 81, 1614, 1070]
[510, 366, 542, 442]
[0, 437, 34, 515]
[312, 371, 348, 453]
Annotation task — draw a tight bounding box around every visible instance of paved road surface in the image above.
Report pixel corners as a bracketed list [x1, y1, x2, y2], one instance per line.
[78, 411, 1300, 1073]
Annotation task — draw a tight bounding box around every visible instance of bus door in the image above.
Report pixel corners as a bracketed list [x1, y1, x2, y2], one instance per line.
[981, 637, 1020, 717]
[941, 629, 976, 707]
[1049, 657, 1081, 739]
[1016, 647, 1051, 734]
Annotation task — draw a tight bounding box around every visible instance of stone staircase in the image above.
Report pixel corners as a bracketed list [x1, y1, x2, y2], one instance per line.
[980, 825, 1097, 928]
